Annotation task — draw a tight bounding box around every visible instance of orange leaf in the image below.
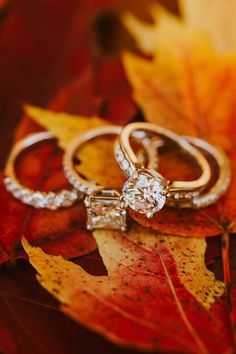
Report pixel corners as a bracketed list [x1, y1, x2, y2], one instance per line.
[122, 5, 236, 238]
[180, 0, 236, 53]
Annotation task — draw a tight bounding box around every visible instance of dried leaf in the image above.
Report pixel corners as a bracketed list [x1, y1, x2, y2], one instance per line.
[22, 226, 234, 353]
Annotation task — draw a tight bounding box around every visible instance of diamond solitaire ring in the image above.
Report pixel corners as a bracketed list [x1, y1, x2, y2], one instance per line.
[115, 122, 212, 218]
[63, 125, 159, 231]
[3, 132, 80, 210]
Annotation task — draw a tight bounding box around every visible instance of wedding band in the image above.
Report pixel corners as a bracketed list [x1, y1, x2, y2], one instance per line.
[63, 125, 159, 194]
[116, 122, 212, 217]
[139, 135, 231, 209]
[63, 125, 159, 230]
[3, 132, 80, 210]
[179, 136, 231, 208]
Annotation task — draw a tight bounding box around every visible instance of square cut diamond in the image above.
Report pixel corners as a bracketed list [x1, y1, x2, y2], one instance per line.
[85, 190, 126, 231]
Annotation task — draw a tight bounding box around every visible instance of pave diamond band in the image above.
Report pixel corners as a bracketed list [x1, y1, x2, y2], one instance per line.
[3, 132, 81, 210]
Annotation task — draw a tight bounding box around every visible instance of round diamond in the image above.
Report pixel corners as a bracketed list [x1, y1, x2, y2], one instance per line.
[122, 169, 167, 217]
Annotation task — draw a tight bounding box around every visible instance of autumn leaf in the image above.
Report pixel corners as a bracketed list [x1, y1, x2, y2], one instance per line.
[24, 105, 107, 150]
[22, 225, 234, 353]
[180, 0, 236, 53]
[24, 104, 127, 189]
[122, 1, 236, 342]
[0, 258, 113, 354]
[0, 137, 96, 264]
[122, 3, 236, 237]
[0, 0, 126, 164]
[0, 105, 130, 264]
[0, 35, 136, 265]
[0, 0, 137, 266]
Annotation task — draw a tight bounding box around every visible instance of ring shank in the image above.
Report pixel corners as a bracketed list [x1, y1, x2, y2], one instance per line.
[63, 125, 159, 194]
[4, 132, 80, 209]
[119, 122, 212, 194]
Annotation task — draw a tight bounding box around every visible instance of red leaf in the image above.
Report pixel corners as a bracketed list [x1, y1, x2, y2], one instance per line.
[0, 258, 133, 354]
[23, 227, 234, 353]
[0, 141, 97, 263]
[0, 0, 137, 264]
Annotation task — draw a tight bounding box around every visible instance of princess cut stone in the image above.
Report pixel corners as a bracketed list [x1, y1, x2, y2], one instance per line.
[121, 168, 167, 218]
[85, 190, 126, 231]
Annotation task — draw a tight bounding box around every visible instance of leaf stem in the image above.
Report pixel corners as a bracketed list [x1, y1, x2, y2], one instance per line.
[221, 232, 236, 345]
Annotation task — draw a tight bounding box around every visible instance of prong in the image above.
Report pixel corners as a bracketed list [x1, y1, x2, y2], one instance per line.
[120, 195, 128, 209]
[86, 223, 93, 231]
[161, 188, 168, 196]
[131, 169, 139, 181]
[84, 196, 91, 207]
[120, 209, 127, 216]
[146, 211, 154, 218]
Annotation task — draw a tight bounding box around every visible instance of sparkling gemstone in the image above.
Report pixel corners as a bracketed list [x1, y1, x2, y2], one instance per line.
[86, 190, 126, 231]
[122, 168, 167, 217]
[115, 146, 124, 162]
[31, 192, 47, 208]
[44, 192, 58, 210]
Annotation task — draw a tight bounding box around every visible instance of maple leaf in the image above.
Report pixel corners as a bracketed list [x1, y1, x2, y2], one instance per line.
[22, 225, 234, 354]
[180, 0, 236, 53]
[122, 1, 236, 342]
[0, 35, 136, 265]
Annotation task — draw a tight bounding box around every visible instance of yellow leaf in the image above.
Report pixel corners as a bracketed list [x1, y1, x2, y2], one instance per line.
[180, 0, 236, 53]
[24, 104, 106, 150]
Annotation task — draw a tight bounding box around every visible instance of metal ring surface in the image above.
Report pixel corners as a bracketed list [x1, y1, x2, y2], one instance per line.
[4, 132, 80, 210]
[116, 122, 213, 217]
[63, 125, 159, 194]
